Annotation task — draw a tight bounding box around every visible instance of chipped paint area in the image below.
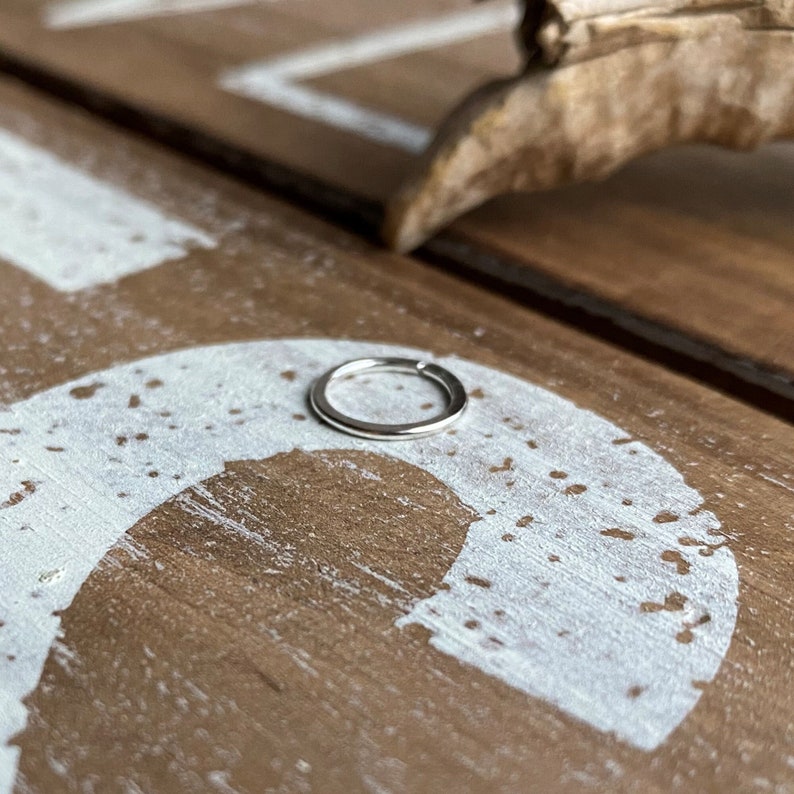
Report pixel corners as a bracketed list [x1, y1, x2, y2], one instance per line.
[0, 339, 738, 790]
[0, 128, 216, 291]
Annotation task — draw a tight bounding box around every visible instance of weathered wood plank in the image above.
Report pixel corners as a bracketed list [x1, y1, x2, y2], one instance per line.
[0, 0, 521, 194]
[0, 0, 791, 403]
[0, 77, 792, 793]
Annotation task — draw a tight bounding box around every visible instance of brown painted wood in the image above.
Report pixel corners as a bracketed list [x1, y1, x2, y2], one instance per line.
[0, 77, 793, 793]
[0, 0, 791, 403]
[0, 0, 521, 197]
[440, 143, 794, 399]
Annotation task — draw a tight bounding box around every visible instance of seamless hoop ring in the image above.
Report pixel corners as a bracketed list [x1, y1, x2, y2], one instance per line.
[309, 357, 468, 441]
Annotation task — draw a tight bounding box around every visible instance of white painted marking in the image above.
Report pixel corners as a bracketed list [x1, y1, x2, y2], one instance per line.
[0, 128, 216, 292]
[255, 6, 520, 80]
[0, 339, 738, 790]
[45, 0, 260, 29]
[758, 472, 794, 495]
[220, 4, 520, 152]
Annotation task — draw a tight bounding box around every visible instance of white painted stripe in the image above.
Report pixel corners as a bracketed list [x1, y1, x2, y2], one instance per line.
[0, 339, 738, 791]
[45, 0, 260, 29]
[220, 3, 520, 152]
[254, 4, 521, 81]
[224, 76, 431, 153]
[0, 128, 216, 292]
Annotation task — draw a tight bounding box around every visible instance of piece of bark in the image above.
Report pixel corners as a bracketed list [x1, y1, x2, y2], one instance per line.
[527, 0, 794, 65]
[384, 2, 794, 252]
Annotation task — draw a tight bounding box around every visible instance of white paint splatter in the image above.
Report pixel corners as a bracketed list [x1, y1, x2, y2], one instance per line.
[220, 3, 520, 152]
[45, 0, 266, 29]
[0, 127, 216, 292]
[0, 339, 738, 791]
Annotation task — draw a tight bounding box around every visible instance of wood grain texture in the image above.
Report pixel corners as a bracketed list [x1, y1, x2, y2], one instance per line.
[0, 0, 520, 196]
[436, 142, 794, 398]
[0, 0, 791, 401]
[0, 78, 792, 793]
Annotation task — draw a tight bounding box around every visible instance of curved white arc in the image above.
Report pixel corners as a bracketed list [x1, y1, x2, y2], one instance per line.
[0, 339, 738, 790]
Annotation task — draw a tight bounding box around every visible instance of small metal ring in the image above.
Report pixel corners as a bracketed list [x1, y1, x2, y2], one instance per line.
[309, 357, 467, 440]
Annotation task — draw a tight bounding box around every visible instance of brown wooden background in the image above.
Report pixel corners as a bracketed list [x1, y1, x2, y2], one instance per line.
[0, 1, 792, 791]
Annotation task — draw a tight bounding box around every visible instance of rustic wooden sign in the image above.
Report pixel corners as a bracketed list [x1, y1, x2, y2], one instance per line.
[0, 0, 791, 404]
[0, 77, 793, 792]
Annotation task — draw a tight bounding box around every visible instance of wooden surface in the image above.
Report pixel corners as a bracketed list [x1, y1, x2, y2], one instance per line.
[0, 0, 792, 402]
[0, 0, 521, 197]
[0, 77, 793, 792]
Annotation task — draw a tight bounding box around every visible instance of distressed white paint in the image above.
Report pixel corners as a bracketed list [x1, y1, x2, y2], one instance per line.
[220, 4, 520, 152]
[0, 339, 738, 791]
[45, 0, 262, 29]
[0, 128, 216, 291]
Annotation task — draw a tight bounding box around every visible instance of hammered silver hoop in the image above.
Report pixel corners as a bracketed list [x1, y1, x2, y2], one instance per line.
[309, 357, 467, 441]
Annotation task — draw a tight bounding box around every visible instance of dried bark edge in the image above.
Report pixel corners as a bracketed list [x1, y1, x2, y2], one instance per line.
[384, 30, 794, 252]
